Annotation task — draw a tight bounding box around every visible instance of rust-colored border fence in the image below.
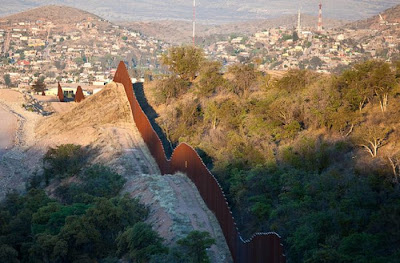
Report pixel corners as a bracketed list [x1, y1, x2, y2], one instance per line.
[57, 82, 64, 102]
[75, 86, 85, 102]
[113, 62, 286, 263]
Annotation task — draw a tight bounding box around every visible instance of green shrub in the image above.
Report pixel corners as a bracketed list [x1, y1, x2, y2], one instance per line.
[176, 231, 215, 263]
[43, 144, 89, 183]
[117, 222, 167, 262]
[154, 76, 190, 104]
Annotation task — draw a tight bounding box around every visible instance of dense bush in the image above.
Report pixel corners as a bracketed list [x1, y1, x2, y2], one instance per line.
[150, 231, 216, 263]
[153, 76, 190, 104]
[151, 55, 400, 262]
[43, 144, 89, 183]
[117, 222, 167, 262]
[0, 145, 166, 263]
[55, 164, 127, 204]
[2, 144, 218, 262]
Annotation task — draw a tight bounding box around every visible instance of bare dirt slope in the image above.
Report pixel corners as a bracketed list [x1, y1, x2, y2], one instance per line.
[0, 106, 16, 155]
[0, 89, 43, 199]
[33, 83, 232, 262]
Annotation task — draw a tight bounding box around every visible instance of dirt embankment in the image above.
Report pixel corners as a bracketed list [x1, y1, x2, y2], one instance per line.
[0, 106, 17, 156]
[1, 83, 232, 262]
[0, 89, 43, 198]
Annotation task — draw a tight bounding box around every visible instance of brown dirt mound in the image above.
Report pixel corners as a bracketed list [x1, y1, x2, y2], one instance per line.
[36, 82, 133, 137]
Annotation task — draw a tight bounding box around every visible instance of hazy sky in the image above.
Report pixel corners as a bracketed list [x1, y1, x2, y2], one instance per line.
[0, 0, 398, 22]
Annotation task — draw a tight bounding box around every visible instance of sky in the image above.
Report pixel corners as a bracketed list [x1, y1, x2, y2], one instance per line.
[0, 0, 398, 23]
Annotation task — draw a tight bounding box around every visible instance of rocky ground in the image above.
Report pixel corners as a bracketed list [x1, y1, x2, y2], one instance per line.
[0, 84, 232, 262]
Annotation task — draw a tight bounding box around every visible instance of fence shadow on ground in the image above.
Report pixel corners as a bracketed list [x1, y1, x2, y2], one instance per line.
[133, 82, 174, 158]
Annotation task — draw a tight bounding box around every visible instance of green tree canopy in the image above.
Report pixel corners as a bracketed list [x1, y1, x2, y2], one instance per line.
[31, 77, 46, 94]
[3, 74, 11, 87]
[117, 222, 167, 262]
[161, 46, 204, 81]
[176, 231, 215, 263]
[227, 63, 259, 97]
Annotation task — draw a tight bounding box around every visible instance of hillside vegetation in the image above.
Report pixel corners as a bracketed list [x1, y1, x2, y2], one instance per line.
[0, 144, 217, 263]
[145, 46, 400, 262]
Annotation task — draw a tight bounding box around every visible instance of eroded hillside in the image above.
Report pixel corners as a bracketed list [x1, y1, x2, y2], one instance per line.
[0, 82, 232, 262]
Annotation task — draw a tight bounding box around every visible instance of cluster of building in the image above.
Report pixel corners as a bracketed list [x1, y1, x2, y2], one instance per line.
[1, 6, 399, 91]
[205, 23, 400, 73]
[0, 16, 169, 89]
[204, 4, 400, 73]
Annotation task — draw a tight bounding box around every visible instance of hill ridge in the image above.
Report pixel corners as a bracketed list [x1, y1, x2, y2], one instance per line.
[346, 3, 400, 29]
[0, 5, 103, 24]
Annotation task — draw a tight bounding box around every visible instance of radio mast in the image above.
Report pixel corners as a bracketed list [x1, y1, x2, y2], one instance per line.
[193, 0, 196, 46]
[297, 9, 302, 36]
[318, 2, 323, 32]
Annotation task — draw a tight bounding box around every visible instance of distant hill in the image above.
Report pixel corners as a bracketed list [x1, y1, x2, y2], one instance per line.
[346, 4, 400, 29]
[0, 0, 399, 23]
[0, 5, 102, 25]
[120, 14, 346, 45]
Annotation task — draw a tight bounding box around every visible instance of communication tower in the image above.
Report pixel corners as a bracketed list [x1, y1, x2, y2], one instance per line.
[193, 0, 196, 46]
[318, 2, 323, 32]
[297, 9, 302, 36]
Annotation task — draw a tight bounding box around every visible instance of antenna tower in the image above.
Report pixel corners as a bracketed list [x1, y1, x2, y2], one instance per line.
[193, 0, 196, 46]
[318, 2, 323, 32]
[297, 9, 302, 36]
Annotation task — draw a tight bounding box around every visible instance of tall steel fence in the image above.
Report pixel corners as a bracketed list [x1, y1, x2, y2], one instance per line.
[113, 61, 286, 263]
[57, 82, 64, 102]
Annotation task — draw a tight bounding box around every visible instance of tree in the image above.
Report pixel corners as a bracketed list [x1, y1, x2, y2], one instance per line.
[54, 61, 66, 70]
[0, 244, 19, 263]
[154, 76, 189, 104]
[386, 153, 400, 183]
[353, 126, 391, 158]
[196, 61, 224, 97]
[31, 78, 46, 94]
[116, 222, 167, 262]
[337, 60, 397, 113]
[394, 60, 400, 79]
[292, 31, 299, 42]
[204, 101, 220, 130]
[384, 144, 400, 183]
[275, 69, 317, 93]
[227, 63, 259, 97]
[369, 61, 397, 112]
[176, 231, 215, 263]
[80, 165, 126, 199]
[161, 46, 204, 81]
[3, 74, 11, 87]
[43, 144, 89, 183]
[309, 56, 323, 70]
